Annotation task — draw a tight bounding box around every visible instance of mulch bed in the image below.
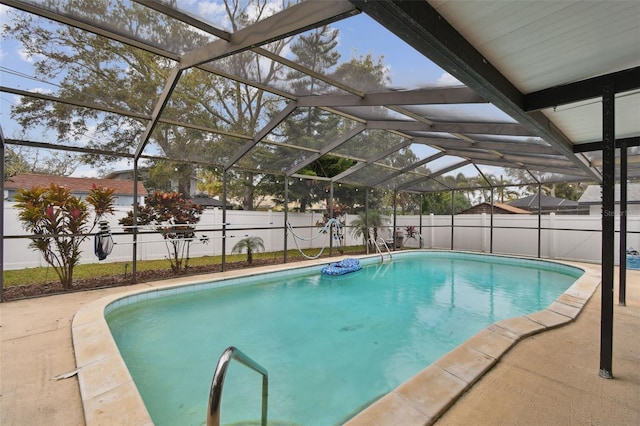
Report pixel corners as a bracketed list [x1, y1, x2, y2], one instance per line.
[1, 259, 277, 301]
[2, 253, 361, 301]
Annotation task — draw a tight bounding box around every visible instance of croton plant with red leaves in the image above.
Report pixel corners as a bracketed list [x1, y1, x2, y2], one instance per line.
[15, 183, 116, 289]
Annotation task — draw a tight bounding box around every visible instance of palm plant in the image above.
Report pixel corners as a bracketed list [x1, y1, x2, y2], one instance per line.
[232, 236, 265, 265]
[349, 210, 382, 251]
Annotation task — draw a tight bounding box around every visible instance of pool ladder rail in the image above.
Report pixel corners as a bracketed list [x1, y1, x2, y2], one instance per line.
[369, 237, 393, 263]
[208, 346, 268, 426]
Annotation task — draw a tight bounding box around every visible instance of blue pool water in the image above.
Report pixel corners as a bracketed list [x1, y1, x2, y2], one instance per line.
[106, 252, 582, 425]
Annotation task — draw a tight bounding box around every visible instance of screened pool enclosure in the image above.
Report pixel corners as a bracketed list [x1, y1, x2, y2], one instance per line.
[1, 0, 639, 376]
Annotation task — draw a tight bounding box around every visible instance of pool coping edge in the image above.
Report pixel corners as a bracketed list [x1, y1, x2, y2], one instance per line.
[344, 261, 600, 425]
[72, 256, 345, 425]
[71, 253, 600, 426]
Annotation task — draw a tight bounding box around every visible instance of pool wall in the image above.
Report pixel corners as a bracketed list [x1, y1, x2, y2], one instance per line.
[71, 251, 600, 425]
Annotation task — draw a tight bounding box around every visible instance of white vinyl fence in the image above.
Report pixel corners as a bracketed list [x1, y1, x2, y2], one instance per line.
[3, 202, 639, 270]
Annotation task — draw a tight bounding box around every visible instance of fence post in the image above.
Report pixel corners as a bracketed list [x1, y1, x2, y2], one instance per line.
[429, 213, 435, 248]
[549, 212, 556, 259]
[481, 213, 487, 252]
[283, 177, 288, 263]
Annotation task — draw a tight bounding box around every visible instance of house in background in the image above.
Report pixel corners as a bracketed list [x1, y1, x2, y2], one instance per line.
[192, 193, 228, 209]
[4, 173, 148, 206]
[457, 202, 530, 215]
[507, 194, 587, 215]
[578, 183, 640, 216]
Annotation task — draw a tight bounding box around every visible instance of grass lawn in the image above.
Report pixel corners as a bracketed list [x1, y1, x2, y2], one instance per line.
[3, 246, 365, 287]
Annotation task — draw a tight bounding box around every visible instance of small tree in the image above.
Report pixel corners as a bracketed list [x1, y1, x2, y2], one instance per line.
[119, 192, 205, 273]
[349, 210, 382, 252]
[232, 236, 265, 265]
[15, 183, 116, 289]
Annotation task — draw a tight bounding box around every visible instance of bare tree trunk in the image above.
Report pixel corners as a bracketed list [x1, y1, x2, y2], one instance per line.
[243, 172, 255, 210]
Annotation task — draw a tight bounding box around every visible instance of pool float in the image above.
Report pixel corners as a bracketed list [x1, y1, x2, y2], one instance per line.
[321, 258, 362, 276]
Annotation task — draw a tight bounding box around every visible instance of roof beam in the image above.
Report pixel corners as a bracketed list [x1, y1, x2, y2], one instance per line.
[367, 120, 533, 136]
[2, 86, 255, 141]
[590, 154, 640, 168]
[296, 86, 485, 107]
[4, 0, 181, 61]
[500, 154, 574, 169]
[350, 0, 601, 182]
[133, 0, 232, 41]
[396, 160, 471, 191]
[414, 136, 560, 156]
[285, 124, 366, 176]
[254, 47, 365, 98]
[224, 102, 298, 169]
[5, 138, 133, 158]
[471, 158, 587, 178]
[1, 86, 151, 121]
[135, 66, 183, 159]
[441, 147, 574, 169]
[4, 138, 234, 169]
[368, 152, 446, 187]
[181, 1, 358, 69]
[440, 149, 499, 163]
[331, 139, 414, 182]
[524, 67, 640, 112]
[573, 136, 640, 153]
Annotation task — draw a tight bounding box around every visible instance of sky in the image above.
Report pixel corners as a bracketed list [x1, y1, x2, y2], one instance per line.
[332, 13, 458, 89]
[0, 1, 509, 181]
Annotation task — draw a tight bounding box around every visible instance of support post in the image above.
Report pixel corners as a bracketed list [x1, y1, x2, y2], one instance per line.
[419, 194, 423, 248]
[599, 84, 615, 379]
[538, 183, 542, 258]
[619, 139, 627, 306]
[132, 160, 138, 283]
[222, 171, 227, 271]
[450, 190, 455, 250]
[365, 189, 370, 254]
[284, 177, 289, 263]
[429, 213, 435, 248]
[490, 190, 494, 253]
[393, 190, 398, 249]
[329, 182, 334, 256]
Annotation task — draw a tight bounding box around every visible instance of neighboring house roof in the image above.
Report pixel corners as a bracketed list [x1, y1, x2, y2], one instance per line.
[578, 184, 640, 205]
[458, 202, 530, 215]
[192, 194, 225, 208]
[104, 169, 136, 179]
[5, 173, 148, 196]
[508, 194, 579, 210]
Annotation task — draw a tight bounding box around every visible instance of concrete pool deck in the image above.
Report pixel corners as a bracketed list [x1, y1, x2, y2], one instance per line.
[1, 259, 639, 425]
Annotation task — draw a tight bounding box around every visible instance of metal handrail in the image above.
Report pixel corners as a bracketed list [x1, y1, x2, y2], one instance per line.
[378, 238, 393, 261]
[207, 346, 268, 426]
[368, 237, 383, 262]
[369, 237, 392, 262]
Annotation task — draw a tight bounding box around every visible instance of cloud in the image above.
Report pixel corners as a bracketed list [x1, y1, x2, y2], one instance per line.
[71, 158, 132, 178]
[29, 87, 54, 95]
[18, 44, 46, 64]
[198, 1, 230, 29]
[245, 0, 284, 23]
[436, 71, 461, 87]
[17, 47, 31, 63]
[198, 1, 227, 17]
[0, 4, 9, 22]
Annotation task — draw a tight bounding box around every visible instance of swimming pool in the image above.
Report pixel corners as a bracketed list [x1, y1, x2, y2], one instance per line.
[103, 251, 584, 425]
